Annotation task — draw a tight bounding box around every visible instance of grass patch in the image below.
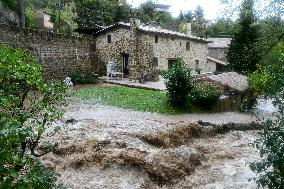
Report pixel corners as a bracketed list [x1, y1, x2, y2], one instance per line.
[75, 85, 202, 114]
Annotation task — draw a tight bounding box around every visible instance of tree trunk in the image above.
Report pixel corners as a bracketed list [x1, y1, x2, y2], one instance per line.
[19, 0, 25, 27]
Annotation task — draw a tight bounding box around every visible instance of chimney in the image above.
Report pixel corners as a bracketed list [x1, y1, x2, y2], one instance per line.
[185, 22, 191, 36]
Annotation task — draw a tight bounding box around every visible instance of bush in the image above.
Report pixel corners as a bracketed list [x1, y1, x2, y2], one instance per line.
[0, 45, 67, 188]
[248, 44, 284, 188]
[165, 58, 194, 107]
[250, 105, 284, 188]
[192, 84, 221, 108]
[71, 71, 98, 85]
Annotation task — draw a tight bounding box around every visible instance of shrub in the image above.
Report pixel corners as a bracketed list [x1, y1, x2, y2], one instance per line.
[160, 69, 168, 78]
[71, 71, 98, 85]
[249, 46, 284, 188]
[165, 58, 194, 107]
[0, 45, 67, 188]
[192, 84, 221, 108]
[250, 105, 284, 188]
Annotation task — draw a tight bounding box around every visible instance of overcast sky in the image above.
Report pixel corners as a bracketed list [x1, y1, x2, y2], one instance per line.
[126, 0, 223, 20]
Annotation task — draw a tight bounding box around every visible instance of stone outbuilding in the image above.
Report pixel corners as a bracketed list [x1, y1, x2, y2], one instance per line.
[197, 72, 252, 112]
[34, 10, 54, 31]
[95, 15, 210, 79]
[207, 38, 231, 73]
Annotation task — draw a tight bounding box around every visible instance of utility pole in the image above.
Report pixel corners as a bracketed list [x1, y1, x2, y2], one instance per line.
[19, 0, 25, 27]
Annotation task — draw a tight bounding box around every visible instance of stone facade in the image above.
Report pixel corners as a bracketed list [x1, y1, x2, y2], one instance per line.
[95, 19, 209, 79]
[207, 38, 231, 62]
[0, 24, 96, 79]
[150, 34, 208, 71]
[208, 48, 228, 62]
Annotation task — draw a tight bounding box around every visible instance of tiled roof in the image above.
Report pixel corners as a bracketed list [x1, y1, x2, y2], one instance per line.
[207, 72, 248, 92]
[207, 56, 227, 65]
[207, 38, 231, 48]
[96, 22, 209, 42]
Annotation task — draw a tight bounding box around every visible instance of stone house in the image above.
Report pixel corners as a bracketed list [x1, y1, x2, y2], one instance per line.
[95, 16, 210, 79]
[35, 10, 54, 31]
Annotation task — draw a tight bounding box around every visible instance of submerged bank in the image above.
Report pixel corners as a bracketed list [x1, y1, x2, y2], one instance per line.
[41, 98, 269, 189]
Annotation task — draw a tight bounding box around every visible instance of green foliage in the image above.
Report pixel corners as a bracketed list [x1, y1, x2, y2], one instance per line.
[75, 0, 130, 28]
[248, 20, 284, 188]
[165, 58, 194, 107]
[250, 103, 284, 188]
[71, 72, 98, 85]
[178, 6, 207, 37]
[138, 0, 175, 29]
[227, 0, 261, 75]
[192, 84, 221, 108]
[26, 0, 77, 32]
[75, 85, 202, 114]
[0, 0, 18, 12]
[0, 45, 67, 188]
[207, 18, 235, 37]
[249, 41, 284, 96]
[258, 17, 284, 61]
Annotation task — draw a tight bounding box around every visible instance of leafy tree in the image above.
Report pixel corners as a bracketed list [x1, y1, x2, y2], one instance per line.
[227, 0, 261, 75]
[192, 5, 206, 37]
[138, 0, 155, 22]
[250, 115, 284, 188]
[75, 0, 130, 28]
[24, 0, 77, 32]
[249, 40, 284, 96]
[207, 18, 235, 37]
[258, 17, 284, 60]
[184, 10, 194, 22]
[165, 58, 194, 107]
[137, 0, 175, 29]
[179, 6, 206, 37]
[249, 46, 284, 187]
[177, 10, 184, 22]
[0, 0, 18, 12]
[0, 45, 67, 188]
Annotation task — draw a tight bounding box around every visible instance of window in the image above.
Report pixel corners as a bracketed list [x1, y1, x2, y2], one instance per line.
[155, 35, 158, 43]
[171, 37, 174, 41]
[107, 35, 112, 43]
[153, 57, 158, 67]
[186, 42, 190, 51]
[180, 42, 182, 46]
[195, 60, 200, 71]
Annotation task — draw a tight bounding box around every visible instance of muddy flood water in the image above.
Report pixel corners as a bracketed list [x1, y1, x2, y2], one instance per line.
[40, 97, 272, 189]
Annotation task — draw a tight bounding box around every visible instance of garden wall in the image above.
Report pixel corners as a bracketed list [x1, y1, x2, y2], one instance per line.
[0, 23, 96, 79]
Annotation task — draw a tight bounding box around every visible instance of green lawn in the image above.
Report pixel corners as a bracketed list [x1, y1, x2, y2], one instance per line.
[75, 85, 202, 114]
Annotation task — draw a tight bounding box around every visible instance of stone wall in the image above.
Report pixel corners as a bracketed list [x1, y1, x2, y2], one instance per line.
[208, 48, 228, 62]
[0, 24, 96, 79]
